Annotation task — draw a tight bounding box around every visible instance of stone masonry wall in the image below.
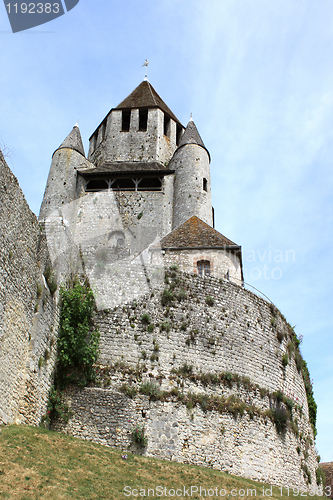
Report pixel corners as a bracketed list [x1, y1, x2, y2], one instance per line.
[0, 151, 59, 425]
[89, 109, 178, 167]
[56, 268, 319, 491]
[162, 248, 242, 284]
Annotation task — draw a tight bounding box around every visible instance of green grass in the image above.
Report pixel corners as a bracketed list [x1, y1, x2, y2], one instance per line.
[0, 425, 324, 499]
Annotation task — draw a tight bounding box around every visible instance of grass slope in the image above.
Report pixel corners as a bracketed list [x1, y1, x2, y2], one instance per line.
[0, 425, 323, 500]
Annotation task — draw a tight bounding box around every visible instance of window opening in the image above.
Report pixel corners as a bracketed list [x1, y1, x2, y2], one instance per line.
[139, 108, 148, 131]
[122, 110, 131, 132]
[137, 177, 162, 191]
[203, 178, 208, 192]
[164, 114, 171, 138]
[112, 178, 135, 191]
[176, 124, 183, 146]
[197, 260, 210, 277]
[85, 179, 108, 192]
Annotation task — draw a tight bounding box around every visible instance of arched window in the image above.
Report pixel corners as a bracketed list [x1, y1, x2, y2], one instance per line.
[197, 260, 210, 277]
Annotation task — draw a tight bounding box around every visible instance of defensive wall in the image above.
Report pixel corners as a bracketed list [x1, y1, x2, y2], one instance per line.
[55, 268, 319, 490]
[0, 151, 59, 426]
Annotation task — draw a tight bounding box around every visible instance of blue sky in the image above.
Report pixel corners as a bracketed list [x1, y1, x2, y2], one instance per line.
[1, 0, 332, 462]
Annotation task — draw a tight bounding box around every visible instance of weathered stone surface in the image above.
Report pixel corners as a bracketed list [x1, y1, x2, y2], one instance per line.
[55, 270, 319, 491]
[0, 150, 59, 426]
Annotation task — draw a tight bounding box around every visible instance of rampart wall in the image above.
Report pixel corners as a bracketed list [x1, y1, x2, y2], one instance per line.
[0, 151, 59, 425]
[55, 268, 319, 490]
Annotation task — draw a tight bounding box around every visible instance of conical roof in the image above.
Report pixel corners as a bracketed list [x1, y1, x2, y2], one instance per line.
[178, 119, 205, 147]
[161, 216, 238, 249]
[55, 125, 85, 157]
[177, 119, 210, 160]
[115, 80, 182, 125]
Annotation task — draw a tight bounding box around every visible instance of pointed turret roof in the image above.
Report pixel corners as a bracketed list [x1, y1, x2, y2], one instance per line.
[115, 80, 182, 125]
[55, 125, 85, 157]
[161, 216, 238, 249]
[177, 119, 210, 160]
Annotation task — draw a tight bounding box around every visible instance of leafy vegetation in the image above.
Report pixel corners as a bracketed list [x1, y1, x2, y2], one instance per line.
[41, 280, 100, 427]
[131, 423, 148, 446]
[56, 281, 100, 389]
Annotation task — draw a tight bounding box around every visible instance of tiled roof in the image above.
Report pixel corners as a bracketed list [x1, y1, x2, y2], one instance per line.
[177, 120, 210, 160]
[321, 463, 333, 498]
[56, 125, 85, 157]
[115, 81, 182, 125]
[161, 216, 238, 249]
[178, 120, 205, 149]
[77, 162, 174, 176]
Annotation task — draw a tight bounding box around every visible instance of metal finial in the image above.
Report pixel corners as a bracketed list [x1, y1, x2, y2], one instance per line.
[142, 59, 149, 80]
[189, 113, 193, 122]
[75, 120, 79, 127]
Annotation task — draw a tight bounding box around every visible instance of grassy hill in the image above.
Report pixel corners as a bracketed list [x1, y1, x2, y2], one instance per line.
[0, 425, 324, 499]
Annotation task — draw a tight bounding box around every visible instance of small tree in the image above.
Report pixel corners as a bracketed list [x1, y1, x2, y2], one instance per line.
[56, 282, 100, 388]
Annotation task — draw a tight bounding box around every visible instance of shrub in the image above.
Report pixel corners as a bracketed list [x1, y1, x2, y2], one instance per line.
[302, 359, 317, 433]
[141, 313, 151, 324]
[170, 264, 178, 271]
[223, 371, 233, 386]
[131, 423, 147, 446]
[56, 282, 100, 388]
[302, 463, 312, 484]
[274, 390, 284, 403]
[284, 397, 294, 412]
[160, 322, 171, 333]
[119, 384, 137, 398]
[316, 467, 326, 486]
[161, 289, 175, 306]
[282, 353, 289, 367]
[147, 323, 154, 333]
[180, 323, 187, 331]
[177, 290, 186, 301]
[272, 407, 289, 433]
[295, 351, 302, 372]
[40, 385, 72, 427]
[38, 356, 45, 369]
[139, 381, 161, 400]
[37, 284, 43, 298]
[150, 353, 158, 362]
[205, 295, 214, 306]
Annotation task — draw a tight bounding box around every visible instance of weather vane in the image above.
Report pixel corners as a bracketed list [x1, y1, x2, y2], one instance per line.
[142, 59, 149, 80]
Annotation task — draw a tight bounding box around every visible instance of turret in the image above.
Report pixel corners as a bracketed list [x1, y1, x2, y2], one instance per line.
[170, 118, 213, 229]
[39, 125, 93, 219]
[87, 80, 184, 168]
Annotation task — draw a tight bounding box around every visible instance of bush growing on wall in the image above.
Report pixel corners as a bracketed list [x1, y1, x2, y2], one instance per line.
[56, 281, 100, 389]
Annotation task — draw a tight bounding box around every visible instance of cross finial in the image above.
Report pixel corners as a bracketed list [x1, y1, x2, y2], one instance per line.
[142, 59, 149, 80]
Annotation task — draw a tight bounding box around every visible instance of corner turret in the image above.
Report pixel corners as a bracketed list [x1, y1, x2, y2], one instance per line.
[39, 125, 93, 220]
[170, 118, 213, 229]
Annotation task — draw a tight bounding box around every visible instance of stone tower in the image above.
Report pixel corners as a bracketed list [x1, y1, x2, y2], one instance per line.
[39, 125, 93, 220]
[87, 79, 184, 167]
[170, 118, 213, 229]
[39, 79, 242, 284]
